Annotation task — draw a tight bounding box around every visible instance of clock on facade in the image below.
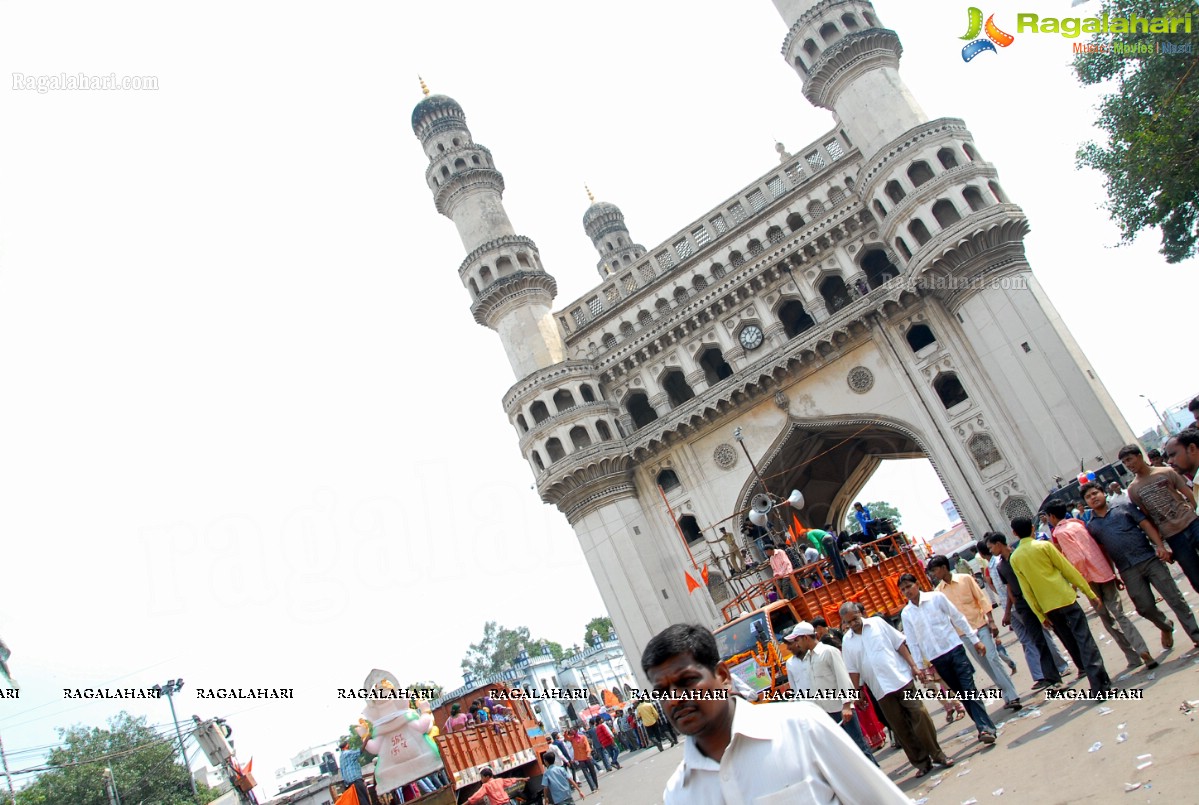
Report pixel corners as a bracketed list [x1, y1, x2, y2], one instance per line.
[739, 325, 764, 350]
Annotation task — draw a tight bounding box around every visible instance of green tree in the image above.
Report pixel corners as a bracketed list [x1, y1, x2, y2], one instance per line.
[14, 712, 220, 805]
[405, 680, 444, 701]
[583, 616, 614, 647]
[460, 622, 564, 679]
[1073, 0, 1199, 263]
[844, 501, 903, 535]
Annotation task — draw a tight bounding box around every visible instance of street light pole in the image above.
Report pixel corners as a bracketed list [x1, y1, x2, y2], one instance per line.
[1140, 394, 1173, 438]
[154, 679, 198, 801]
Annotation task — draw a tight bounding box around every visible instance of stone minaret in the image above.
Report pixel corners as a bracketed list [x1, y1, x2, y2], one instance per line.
[411, 84, 565, 379]
[581, 188, 646, 280]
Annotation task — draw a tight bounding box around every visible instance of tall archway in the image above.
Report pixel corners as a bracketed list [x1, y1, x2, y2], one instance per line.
[861, 249, 899, 289]
[626, 392, 658, 430]
[819, 276, 851, 315]
[662, 370, 696, 408]
[699, 347, 734, 386]
[778, 300, 815, 338]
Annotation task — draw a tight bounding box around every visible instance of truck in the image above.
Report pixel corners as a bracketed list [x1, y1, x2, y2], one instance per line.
[717, 531, 931, 694]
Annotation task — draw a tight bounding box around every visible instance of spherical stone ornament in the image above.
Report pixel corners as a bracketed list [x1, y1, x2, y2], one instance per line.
[847, 366, 874, 394]
[713, 443, 738, 470]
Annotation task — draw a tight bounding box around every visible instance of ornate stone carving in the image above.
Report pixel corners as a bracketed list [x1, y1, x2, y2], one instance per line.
[774, 390, 790, 410]
[847, 366, 874, 394]
[713, 443, 738, 470]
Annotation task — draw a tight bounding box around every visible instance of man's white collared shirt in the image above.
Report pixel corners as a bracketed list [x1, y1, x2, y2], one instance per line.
[899, 590, 974, 668]
[662, 697, 910, 805]
[803, 642, 857, 712]
[841, 617, 912, 697]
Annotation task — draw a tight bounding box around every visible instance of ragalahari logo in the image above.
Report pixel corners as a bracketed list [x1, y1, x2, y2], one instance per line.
[960, 8, 1015, 61]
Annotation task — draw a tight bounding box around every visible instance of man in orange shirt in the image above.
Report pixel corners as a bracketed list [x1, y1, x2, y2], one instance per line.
[567, 728, 599, 792]
[465, 767, 527, 805]
[1045, 501, 1156, 671]
[926, 555, 1021, 709]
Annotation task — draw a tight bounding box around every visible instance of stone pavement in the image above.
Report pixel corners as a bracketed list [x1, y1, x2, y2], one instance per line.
[583, 574, 1199, 804]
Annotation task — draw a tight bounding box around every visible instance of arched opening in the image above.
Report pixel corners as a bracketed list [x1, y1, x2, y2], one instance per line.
[807, 200, 826, 217]
[662, 370, 696, 408]
[933, 373, 969, 409]
[530, 401, 550, 424]
[638, 310, 653, 326]
[679, 514, 703, 544]
[495, 256, 513, 277]
[963, 186, 987, 212]
[730, 251, 745, 267]
[894, 237, 912, 260]
[861, 249, 899, 289]
[517, 252, 532, 268]
[828, 187, 845, 206]
[440, 166, 450, 179]
[657, 469, 681, 492]
[766, 226, 784, 244]
[963, 143, 979, 161]
[907, 161, 934, 187]
[937, 147, 959, 170]
[596, 420, 613, 441]
[479, 266, 493, 285]
[747, 239, 763, 256]
[472, 155, 480, 165]
[842, 13, 859, 29]
[545, 438, 566, 463]
[819, 22, 841, 44]
[693, 275, 708, 291]
[820, 276, 851, 315]
[656, 298, 670, 313]
[908, 219, 932, 246]
[580, 384, 596, 403]
[988, 181, 1008, 203]
[454, 158, 467, 170]
[516, 414, 529, 433]
[711, 263, 727, 279]
[468, 277, 480, 297]
[905, 324, 936, 352]
[931, 199, 962, 228]
[779, 300, 815, 338]
[601, 333, 617, 349]
[553, 389, 576, 412]
[699, 347, 734, 385]
[872, 199, 887, 219]
[786, 212, 805, 232]
[626, 393, 658, 430]
[673, 287, 688, 305]
[863, 11, 878, 26]
[619, 321, 635, 337]
[803, 39, 819, 59]
[885, 180, 906, 204]
[531, 451, 544, 472]
[570, 426, 592, 451]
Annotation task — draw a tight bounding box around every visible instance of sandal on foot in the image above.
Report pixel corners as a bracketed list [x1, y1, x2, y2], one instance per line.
[1162, 622, 1175, 650]
[914, 767, 932, 778]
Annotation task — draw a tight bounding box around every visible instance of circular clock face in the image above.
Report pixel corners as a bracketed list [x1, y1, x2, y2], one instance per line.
[739, 325, 764, 350]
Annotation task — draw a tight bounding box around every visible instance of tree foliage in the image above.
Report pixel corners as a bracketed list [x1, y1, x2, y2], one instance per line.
[14, 712, 220, 805]
[460, 622, 564, 679]
[1074, 0, 1199, 263]
[844, 501, 903, 535]
[583, 616, 614, 647]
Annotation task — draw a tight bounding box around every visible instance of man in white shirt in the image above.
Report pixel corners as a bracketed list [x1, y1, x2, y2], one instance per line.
[784, 622, 878, 766]
[838, 602, 954, 779]
[897, 574, 998, 744]
[803, 545, 821, 565]
[1107, 482, 1132, 508]
[643, 623, 910, 804]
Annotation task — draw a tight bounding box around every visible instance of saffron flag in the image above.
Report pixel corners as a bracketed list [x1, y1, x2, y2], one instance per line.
[335, 785, 360, 805]
[685, 571, 701, 593]
[701, 563, 710, 585]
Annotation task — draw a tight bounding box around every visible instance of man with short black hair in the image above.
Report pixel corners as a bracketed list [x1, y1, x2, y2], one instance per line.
[926, 554, 1021, 709]
[812, 615, 843, 649]
[984, 533, 1066, 689]
[1121, 443, 1199, 593]
[1165, 429, 1199, 481]
[542, 752, 586, 804]
[465, 766, 528, 805]
[644, 624, 908, 803]
[1147, 448, 1166, 467]
[1082, 482, 1199, 653]
[897, 574, 998, 745]
[1008, 516, 1111, 696]
[338, 739, 370, 805]
[1045, 499, 1156, 671]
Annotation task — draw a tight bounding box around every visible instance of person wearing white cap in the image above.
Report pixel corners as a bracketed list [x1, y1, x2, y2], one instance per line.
[784, 622, 878, 765]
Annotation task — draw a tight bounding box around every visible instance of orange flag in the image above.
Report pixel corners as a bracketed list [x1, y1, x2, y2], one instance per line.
[701, 564, 710, 585]
[335, 785, 360, 805]
[685, 571, 701, 593]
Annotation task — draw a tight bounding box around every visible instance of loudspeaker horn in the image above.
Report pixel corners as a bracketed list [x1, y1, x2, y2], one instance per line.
[783, 489, 805, 510]
[750, 494, 773, 514]
[748, 509, 769, 528]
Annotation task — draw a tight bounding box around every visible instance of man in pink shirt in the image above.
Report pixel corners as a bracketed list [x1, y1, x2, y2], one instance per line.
[1046, 501, 1156, 671]
[767, 542, 795, 599]
[465, 767, 527, 804]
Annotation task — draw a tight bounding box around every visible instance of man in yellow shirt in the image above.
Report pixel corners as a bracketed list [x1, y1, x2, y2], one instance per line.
[636, 699, 675, 751]
[1008, 516, 1112, 696]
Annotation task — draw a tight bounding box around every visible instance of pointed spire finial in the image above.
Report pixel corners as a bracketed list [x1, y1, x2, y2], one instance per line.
[585, 184, 595, 204]
[419, 75, 430, 97]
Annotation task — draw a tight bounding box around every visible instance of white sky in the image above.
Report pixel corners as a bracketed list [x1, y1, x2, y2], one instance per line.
[1, 0, 1194, 792]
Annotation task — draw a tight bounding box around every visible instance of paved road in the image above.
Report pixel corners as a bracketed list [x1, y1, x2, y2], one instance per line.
[578, 576, 1199, 804]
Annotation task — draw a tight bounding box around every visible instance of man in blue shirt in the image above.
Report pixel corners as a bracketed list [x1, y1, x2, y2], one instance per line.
[1082, 483, 1199, 651]
[541, 751, 586, 804]
[339, 739, 370, 804]
[853, 502, 874, 538]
